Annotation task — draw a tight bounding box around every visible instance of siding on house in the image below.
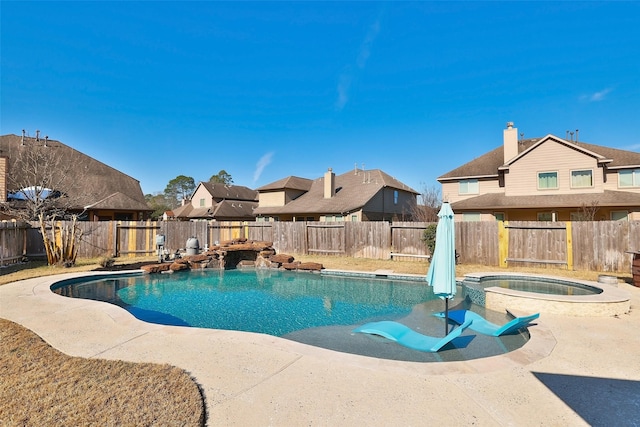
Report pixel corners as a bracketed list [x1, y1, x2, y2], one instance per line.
[505, 139, 604, 196]
[438, 123, 640, 221]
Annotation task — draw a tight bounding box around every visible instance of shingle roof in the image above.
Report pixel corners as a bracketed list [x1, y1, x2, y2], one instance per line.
[439, 136, 640, 180]
[0, 134, 150, 212]
[254, 169, 417, 215]
[451, 190, 640, 210]
[172, 200, 257, 219]
[84, 192, 150, 211]
[200, 182, 258, 201]
[256, 176, 313, 192]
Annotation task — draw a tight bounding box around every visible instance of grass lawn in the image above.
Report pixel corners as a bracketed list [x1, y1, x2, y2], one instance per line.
[0, 254, 632, 425]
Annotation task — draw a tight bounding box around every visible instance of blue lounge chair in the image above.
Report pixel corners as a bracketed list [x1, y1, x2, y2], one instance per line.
[438, 310, 539, 336]
[353, 319, 474, 352]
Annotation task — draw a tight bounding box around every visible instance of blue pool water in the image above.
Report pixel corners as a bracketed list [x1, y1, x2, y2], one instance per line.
[52, 269, 528, 362]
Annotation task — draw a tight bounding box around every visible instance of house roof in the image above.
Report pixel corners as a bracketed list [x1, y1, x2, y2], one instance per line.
[199, 182, 258, 201]
[254, 169, 418, 216]
[451, 190, 640, 211]
[438, 136, 640, 181]
[84, 192, 150, 211]
[172, 200, 258, 219]
[0, 134, 150, 212]
[256, 176, 313, 192]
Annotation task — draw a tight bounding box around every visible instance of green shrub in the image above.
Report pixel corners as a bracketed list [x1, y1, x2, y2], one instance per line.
[422, 224, 437, 255]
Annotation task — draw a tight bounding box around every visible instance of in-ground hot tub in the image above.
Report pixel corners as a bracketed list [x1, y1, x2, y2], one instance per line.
[462, 273, 631, 317]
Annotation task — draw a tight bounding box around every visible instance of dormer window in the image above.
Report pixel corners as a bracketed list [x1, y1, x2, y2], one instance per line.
[537, 171, 558, 190]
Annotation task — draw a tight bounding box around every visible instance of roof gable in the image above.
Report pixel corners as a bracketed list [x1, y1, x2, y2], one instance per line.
[499, 134, 611, 170]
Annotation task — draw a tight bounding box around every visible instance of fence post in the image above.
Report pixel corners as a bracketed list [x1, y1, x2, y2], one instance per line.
[112, 221, 119, 257]
[498, 220, 508, 267]
[566, 221, 574, 271]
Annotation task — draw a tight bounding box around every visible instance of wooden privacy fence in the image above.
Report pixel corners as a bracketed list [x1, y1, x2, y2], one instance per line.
[2, 220, 639, 273]
[0, 221, 28, 266]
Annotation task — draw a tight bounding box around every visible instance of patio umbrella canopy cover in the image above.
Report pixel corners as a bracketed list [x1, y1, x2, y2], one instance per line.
[425, 202, 457, 335]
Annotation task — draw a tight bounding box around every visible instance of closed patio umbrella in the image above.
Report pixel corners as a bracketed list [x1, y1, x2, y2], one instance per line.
[425, 202, 457, 335]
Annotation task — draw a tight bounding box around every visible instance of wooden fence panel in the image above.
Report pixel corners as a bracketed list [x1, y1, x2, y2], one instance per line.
[0, 221, 27, 266]
[270, 222, 306, 255]
[307, 222, 345, 255]
[116, 221, 161, 257]
[458, 221, 499, 266]
[572, 221, 633, 272]
[208, 221, 245, 246]
[158, 221, 204, 252]
[346, 221, 391, 259]
[390, 222, 430, 261]
[246, 222, 274, 243]
[506, 221, 567, 268]
[76, 221, 112, 258]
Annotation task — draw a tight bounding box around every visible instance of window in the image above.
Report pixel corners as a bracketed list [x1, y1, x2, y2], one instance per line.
[494, 212, 505, 221]
[538, 172, 558, 189]
[611, 211, 628, 221]
[459, 179, 479, 194]
[571, 169, 593, 188]
[199, 198, 205, 207]
[462, 212, 481, 222]
[537, 212, 554, 221]
[351, 215, 358, 222]
[619, 169, 640, 187]
[393, 190, 399, 204]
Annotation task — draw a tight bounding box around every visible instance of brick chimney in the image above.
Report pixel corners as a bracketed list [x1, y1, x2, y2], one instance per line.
[503, 121, 518, 164]
[324, 168, 335, 198]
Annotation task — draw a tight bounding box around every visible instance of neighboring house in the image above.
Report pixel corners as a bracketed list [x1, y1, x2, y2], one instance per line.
[172, 181, 258, 221]
[0, 133, 151, 220]
[254, 167, 418, 221]
[438, 123, 640, 221]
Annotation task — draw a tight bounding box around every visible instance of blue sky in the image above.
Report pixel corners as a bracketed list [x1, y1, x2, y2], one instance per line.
[2, 1, 639, 196]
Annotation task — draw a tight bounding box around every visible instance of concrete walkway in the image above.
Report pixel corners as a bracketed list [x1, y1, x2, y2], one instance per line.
[1, 272, 639, 426]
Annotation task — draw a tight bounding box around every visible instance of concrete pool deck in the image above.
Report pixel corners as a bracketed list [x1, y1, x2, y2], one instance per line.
[1, 271, 639, 426]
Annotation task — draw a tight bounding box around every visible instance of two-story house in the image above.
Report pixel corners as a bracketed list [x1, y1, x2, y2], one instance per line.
[254, 167, 418, 221]
[438, 123, 640, 221]
[171, 181, 258, 221]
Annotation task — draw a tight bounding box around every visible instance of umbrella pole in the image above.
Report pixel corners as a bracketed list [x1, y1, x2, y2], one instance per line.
[444, 297, 449, 335]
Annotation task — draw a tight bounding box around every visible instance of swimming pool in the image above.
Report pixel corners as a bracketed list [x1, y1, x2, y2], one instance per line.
[52, 269, 528, 362]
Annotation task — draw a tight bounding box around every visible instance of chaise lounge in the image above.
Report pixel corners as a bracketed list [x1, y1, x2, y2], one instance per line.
[353, 319, 474, 352]
[438, 310, 539, 336]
